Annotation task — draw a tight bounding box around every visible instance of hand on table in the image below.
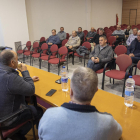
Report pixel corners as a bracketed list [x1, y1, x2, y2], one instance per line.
[32, 76, 39, 82]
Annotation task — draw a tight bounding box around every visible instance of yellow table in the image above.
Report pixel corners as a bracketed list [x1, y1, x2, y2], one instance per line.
[26, 65, 140, 140]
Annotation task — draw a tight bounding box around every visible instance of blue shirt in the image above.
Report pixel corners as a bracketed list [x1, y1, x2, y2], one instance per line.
[46, 35, 61, 45]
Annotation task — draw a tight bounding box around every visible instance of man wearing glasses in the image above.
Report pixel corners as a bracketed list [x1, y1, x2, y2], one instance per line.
[127, 30, 140, 63]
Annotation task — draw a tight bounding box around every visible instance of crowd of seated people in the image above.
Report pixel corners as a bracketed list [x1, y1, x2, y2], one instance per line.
[1, 24, 140, 139]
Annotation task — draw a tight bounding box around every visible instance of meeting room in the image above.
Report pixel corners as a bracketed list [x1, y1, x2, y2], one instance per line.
[0, 0, 140, 140]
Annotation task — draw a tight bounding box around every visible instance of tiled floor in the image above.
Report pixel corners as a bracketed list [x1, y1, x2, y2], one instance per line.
[22, 56, 140, 103]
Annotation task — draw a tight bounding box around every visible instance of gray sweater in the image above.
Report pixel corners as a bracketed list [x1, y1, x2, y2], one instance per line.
[39, 103, 122, 140]
[57, 31, 66, 41]
[89, 44, 113, 63]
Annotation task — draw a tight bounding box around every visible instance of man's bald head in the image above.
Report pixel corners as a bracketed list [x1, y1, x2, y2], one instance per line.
[117, 25, 121, 30]
[72, 30, 77, 37]
[91, 27, 95, 32]
[0, 50, 18, 68]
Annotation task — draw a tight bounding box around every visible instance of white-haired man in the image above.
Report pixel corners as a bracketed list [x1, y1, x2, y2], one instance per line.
[39, 67, 122, 140]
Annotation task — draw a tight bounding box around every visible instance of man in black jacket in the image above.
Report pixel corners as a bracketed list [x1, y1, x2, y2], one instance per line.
[90, 28, 104, 51]
[127, 30, 140, 63]
[0, 50, 43, 140]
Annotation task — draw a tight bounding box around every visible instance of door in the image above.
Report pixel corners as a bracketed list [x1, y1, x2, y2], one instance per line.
[129, 9, 137, 25]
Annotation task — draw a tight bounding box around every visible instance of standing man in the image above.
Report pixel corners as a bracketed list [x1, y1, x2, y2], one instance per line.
[46, 29, 61, 49]
[65, 30, 80, 52]
[57, 27, 66, 43]
[127, 30, 140, 63]
[0, 50, 43, 140]
[87, 35, 113, 72]
[77, 27, 84, 43]
[126, 28, 138, 46]
[86, 27, 96, 42]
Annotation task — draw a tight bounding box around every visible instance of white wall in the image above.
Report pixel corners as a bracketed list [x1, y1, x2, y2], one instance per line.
[91, 0, 122, 29]
[0, 0, 29, 51]
[25, 0, 87, 42]
[25, 0, 122, 42]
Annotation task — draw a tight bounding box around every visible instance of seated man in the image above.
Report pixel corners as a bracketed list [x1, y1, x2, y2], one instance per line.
[127, 30, 140, 63]
[112, 25, 125, 48]
[87, 35, 113, 72]
[57, 27, 66, 43]
[126, 28, 138, 46]
[0, 50, 43, 140]
[77, 27, 84, 43]
[65, 30, 80, 52]
[46, 29, 61, 49]
[90, 28, 104, 51]
[124, 25, 133, 39]
[39, 67, 122, 140]
[86, 27, 96, 42]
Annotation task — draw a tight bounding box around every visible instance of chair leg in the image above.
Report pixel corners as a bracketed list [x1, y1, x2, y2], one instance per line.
[32, 57, 34, 66]
[39, 59, 42, 69]
[48, 63, 50, 72]
[101, 73, 105, 90]
[31, 120, 36, 140]
[30, 56, 31, 66]
[110, 78, 111, 83]
[58, 64, 60, 75]
[72, 53, 74, 65]
[113, 79, 114, 84]
[84, 56, 85, 67]
[23, 55, 25, 63]
[0, 130, 4, 140]
[122, 79, 126, 97]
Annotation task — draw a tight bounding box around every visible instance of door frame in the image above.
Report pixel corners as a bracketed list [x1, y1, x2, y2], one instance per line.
[129, 9, 137, 25]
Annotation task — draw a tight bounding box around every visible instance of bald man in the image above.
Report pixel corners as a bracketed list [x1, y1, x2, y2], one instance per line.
[86, 27, 96, 41]
[65, 30, 80, 52]
[0, 50, 43, 140]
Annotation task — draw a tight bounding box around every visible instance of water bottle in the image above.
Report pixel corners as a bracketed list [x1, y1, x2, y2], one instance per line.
[124, 76, 135, 107]
[61, 66, 68, 92]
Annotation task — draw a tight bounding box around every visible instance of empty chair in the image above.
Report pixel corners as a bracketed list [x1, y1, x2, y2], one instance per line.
[23, 42, 39, 65]
[17, 41, 31, 55]
[62, 39, 68, 46]
[32, 43, 48, 67]
[48, 46, 68, 75]
[108, 36, 116, 48]
[74, 42, 91, 66]
[132, 60, 140, 86]
[114, 45, 127, 56]
[40, 44, 58, 69]
[102, 54, 132, 97]
[66, 33, 70, 39]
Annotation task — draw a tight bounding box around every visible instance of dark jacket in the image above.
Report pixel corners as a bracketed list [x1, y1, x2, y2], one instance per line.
[90, 34, 106, 44]
[89, 44, 113, 63]
[77, 32, 84, 41]
[76, 46, 89, 56]
[127, 38, 140, 57]
[0, 64, 35, 119]
[86, 31, 96, 38]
